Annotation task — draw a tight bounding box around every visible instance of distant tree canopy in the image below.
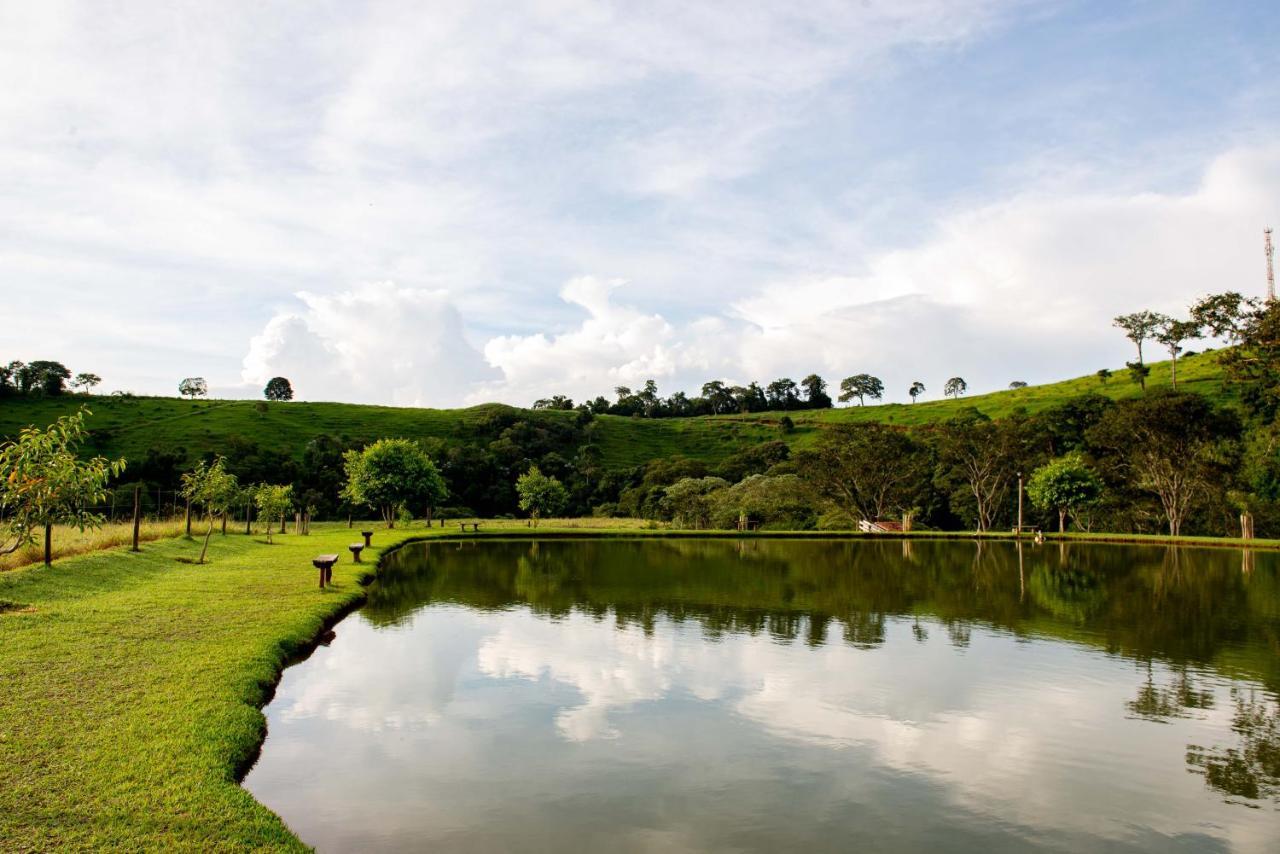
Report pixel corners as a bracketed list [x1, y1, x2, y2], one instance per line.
[0, 360, 73, 397]
[178, 377, 208, 400]
[263, 377, 294, 401]
[944, 377, 967, 399]
[839, 374, 884, 406]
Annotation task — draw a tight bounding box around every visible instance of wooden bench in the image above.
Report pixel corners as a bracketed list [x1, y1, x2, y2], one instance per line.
[360, 530, 374, 547]
[313, 554, 339, 588]
[458, 522, 481, 533]
[348, 543, 365, 563]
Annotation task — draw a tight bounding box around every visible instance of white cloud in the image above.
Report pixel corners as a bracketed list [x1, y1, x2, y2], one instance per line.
[241, 282, 497, 405]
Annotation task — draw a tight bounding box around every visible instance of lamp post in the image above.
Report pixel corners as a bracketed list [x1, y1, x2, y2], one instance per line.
[1017, 471, 1024, 536]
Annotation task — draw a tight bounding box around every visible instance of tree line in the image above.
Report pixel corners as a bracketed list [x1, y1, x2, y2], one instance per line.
[534, 373, 975, 417]
[0, 360, 100, 397]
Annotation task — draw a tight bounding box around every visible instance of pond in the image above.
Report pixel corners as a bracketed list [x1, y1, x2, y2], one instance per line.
[242, 539, 1280, 852]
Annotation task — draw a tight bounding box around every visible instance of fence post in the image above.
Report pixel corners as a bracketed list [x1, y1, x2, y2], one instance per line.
[185, 498, 192, 537]
[131, 485, 141, 552]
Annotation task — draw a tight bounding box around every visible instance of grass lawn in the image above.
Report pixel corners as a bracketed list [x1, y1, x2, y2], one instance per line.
[0, 523, 421, 852]
[5, 516, 1277, 851]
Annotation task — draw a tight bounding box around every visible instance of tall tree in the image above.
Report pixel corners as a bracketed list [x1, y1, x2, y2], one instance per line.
[944, 377, 967, 399]
[1218, 298, 1280, 419]
[800, 374, 833, 409]
[934, 413, 1033, 532]
[71, 373, 101, 394]
[701, 381, 733, 415]
[839, 374, 884, 406]
[0, 409, 125, 565]
[765, 378, 800, 410]
[908, 381, 925, 403]
[1087, 391, 1240, 536]
[341, 439, 448, 527]
[1113, 311, 1165, 365]
[178, 377, 208, 400]
[1155, 318, 1201, 389]
[1190, 291, 1257, 343]
[263, 377, 294, 401]
[798, 424, 926, 524]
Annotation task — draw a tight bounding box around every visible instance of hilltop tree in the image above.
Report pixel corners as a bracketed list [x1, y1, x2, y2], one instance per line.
[1026, 453, 1103, 532]
[71, 372, 101, 394]
[1009, 381, 1028, 389]
[533, 395, 574, 410]
[839, 374, 884, 406]
[1126, 361, 1151, 390]
[263, 376, 294, 401]
[341, 438, 447, 528]
[178, 377, 208, 400]
[800, 374, 833, 409]
[180, 457, 240, 564]
[19, 361, 72, 396]
[701, 381, 733, 415]
[0, 408, 125, 565]
[1155, 318, 1201, 389]
[1096, 368, 1111, 385]
[944, 377, 967, 399]
[1190, 291, 1257, 343]
[908, 381, 925, 403]
[765, 378, 800, 410]
[1113, 311, 1165, 366]
[253, 484, 293, 544]
[516, 465, 568, 526]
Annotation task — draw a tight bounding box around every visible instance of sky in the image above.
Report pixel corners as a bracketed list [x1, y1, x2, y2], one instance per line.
[3, 0, 1279, 407]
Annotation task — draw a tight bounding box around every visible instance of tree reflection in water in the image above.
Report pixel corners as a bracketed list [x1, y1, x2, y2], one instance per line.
[369, 537, 1280, 807]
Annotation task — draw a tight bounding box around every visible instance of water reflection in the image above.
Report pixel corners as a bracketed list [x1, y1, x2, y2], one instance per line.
[245, 540, 1280, 852]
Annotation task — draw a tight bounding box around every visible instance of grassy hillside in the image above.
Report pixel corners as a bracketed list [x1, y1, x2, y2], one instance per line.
[0, 351, 1231, 470]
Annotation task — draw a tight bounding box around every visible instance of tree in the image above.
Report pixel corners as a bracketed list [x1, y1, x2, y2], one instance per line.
[1218, 298, 1280, 419]
[839, 374, 884, 406]
[0, 408, 125, 565]
[178, 377, 208, 400]
[21, 361, 71, 396]
[1087, 391, 1240, 536]
[1026, 453, 1102, 532]
[662, 476, 729, 528]
[1096, 369, 1111, 385]
[1009, 381, 1028, 389]
[800, 374, 833, 409]
[944, 377, 967, 399]
[701, 381, 733, 415]
[1190, 291, 1257, 343]
[180, 457, 240, 563]
[934, 413, 1034, 532]
[798, 424, 926, 524]
[1126, 361, 1151, 390]
[1113, 311, 1165, 365]
[765, 378, 800, 410]
[341, 438, 448, 528]
[533, 395, 574, 410]
[516, 466, 568, 526]
[71, 372, 101, 394]
[908, 381, 925, 403]
[253, 484, 293, 544]
[1155, 318, 1201, 389]
[263, 377, 294, 401]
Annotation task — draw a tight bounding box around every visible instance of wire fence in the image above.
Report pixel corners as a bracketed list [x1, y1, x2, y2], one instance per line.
[0, 489, 259, 525]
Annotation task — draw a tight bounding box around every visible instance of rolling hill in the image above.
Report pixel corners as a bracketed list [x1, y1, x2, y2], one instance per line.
[0, 351, 1231, 471]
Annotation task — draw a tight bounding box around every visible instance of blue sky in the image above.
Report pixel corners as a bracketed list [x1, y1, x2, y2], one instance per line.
[3, 1, 1278, 406]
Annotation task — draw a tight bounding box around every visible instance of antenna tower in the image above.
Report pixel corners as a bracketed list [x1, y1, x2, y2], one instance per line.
[1267, 227, 1276, 302]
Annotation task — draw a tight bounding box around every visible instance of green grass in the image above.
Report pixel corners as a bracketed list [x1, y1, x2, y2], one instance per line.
[0, 350, 1232, 469]
[0, 524, 415, 851]
[2, 518, 1277, 849]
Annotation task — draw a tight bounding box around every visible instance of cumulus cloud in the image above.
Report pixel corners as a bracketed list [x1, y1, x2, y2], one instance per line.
[241, 282, 497, 405]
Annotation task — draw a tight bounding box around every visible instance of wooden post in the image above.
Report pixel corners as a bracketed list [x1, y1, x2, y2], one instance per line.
[1241, 512, 1255, 540]
[44, 522, 52, 566]
[131, 485, 141, 551]
[221, 513, 227, 535]
[1016, 472, 1023, 536]
[245, 499, 252, 535]
[185, 498, 192, 536]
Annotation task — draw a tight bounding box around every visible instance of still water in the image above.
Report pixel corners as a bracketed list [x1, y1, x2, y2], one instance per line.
[243, 539, 1280, 852]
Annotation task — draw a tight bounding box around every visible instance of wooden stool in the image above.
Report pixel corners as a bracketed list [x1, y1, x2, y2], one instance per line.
[313, 554, 339, 588]
[348, 543, 364, 563]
